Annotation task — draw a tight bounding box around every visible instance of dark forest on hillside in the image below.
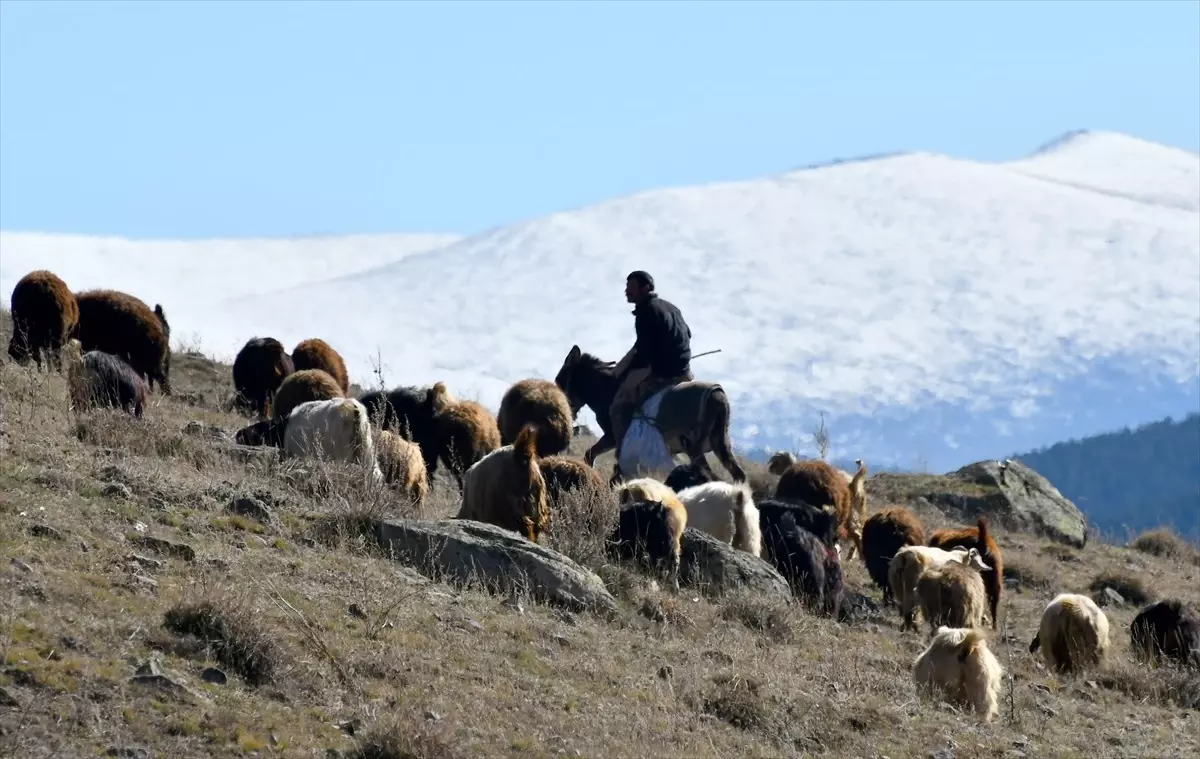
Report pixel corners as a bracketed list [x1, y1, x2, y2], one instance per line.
[1013, 412, 1200, 544]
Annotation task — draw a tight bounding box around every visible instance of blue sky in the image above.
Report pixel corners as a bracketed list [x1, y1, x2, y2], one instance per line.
[1, 0, 1197, 239]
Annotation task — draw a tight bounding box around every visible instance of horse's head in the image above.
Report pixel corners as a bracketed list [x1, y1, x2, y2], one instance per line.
[554, 345, 585, 415]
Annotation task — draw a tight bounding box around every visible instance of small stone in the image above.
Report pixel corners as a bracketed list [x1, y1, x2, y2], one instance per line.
[200, 668, 227, 685]
[1096, 587, 1126, 607]
[551, 633, 569, 647]
[0, 686, 18, 707]
[336, 718, 361, 735]
[103, 483, 132, 500]
[930, 750, 956, 759]
[128, 554, 164, 571]
[424, 710, 441, 722]
[348, 603, 367, 620]
[131, 535, 195, 562]
[106, 747, 149, 759]
[658, 665, 673, 680]
[135, 660, 162, 677]
[228, 495, 274, 525]
[9, 558, 32, 574]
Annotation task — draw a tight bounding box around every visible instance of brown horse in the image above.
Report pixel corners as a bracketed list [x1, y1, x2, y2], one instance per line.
[554, 344, 747, 485]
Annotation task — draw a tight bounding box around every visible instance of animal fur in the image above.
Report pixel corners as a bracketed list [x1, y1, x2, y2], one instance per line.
[889, 545, 991, 632]
[774, 457, 868, 559]
[430, 382, 502, 486]
[1129, 598, 1200, 669]
[62, 339, 148, 417]
[861, 506, 927, 605]
[767, 450, 796, 476]
[457, 424, 550, 542]
[663, 460, 718, 491]
[917, 560, 989, 634]
[913, 626, 1003, 722]
[73, 289, 171, 394]
[1029, 593, 1111, 674]
[358, 385, 435, 439]
[281, 397, 382, 481]
[607, 498, 688, 592]
[928, 516, 1005, 629]
[756, 498, 840, 549]
[232, 336, 294, 417]
[291, 338, 349, 394]
[7, 269, 78, 370]
[757, 508, 843, 617]
[373, 429, 429, 506]
[675, 480, 762, 557]
[496, 378, 573, 456]
[270, 368, 343, 421]
[538, 455, 609, 504]
[615, 477, 679, 508]
[235, 418, 285, 447]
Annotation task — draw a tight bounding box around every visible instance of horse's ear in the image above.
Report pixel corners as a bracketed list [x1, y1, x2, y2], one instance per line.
[567, 345, 581, 363]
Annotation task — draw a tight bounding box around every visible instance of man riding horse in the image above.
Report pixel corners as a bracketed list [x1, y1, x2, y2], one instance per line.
[608, 270, 695, 467]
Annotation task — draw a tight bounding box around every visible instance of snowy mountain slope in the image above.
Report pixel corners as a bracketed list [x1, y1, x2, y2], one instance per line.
[0, 230, 461, 355]
[179, 132, 1200, 471]
[1003, 130, 1200, 212]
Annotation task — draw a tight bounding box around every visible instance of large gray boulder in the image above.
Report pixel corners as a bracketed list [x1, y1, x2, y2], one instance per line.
[371, 518, 617, 614]
[679, 528, 793, 602]
[932, 459, 1089, 548]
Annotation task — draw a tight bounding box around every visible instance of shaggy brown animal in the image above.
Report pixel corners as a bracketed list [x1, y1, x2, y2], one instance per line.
[861, 506, 927, 605]
[7, 269, 79, 370]
[232, 336, 294, 418]
[62, 339, 148, 417]
[496, 377, 573, 456]
[774, 457, 867, 558]
[291, 338, 349, 394]
[430, 382, 502, 486]
[457, 424, 549, 542]
[538, 454, 609, 506]
[73, 289, 171, 394]
[373, 429, 429, 507]
[928, 516, 1005, 629]
[270, 368, 344, 421]
[917, 560, 989, 634]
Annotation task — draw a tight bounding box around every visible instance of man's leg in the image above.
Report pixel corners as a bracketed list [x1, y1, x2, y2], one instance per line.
[608, 367, 652, 464]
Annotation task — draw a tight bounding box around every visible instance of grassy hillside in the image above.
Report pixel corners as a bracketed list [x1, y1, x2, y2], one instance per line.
[1012, 414, 1200, 544]
[1, 312, 1197, 758]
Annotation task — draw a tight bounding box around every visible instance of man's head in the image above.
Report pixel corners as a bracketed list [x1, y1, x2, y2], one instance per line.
[625, 270, 655, 303]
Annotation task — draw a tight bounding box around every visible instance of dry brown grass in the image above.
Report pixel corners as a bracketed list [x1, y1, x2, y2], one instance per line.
[0, 308, 1196, 758]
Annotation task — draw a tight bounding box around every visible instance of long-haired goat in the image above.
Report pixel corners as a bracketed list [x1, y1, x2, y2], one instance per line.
[759, 513, 844, 617]
[281, 398, 383, 482]
[290, 338, 349, 394]
[773, 456, 868, 559]
[913, 626, 1003, 722]
[271, 368, 344, 421]
[457, 424, 549, 542]
[917, 560, 989, 634]
[1029, 593, 1111, 674]
[232, 336, 294, 418]
[607, 497, 688, 592]
[889, 545, 991, 632]
[7, 269, 78, 370]
[615, 477, 678, 508]
[430, 382, 502, 486]
[1129, 598, 1200, 669]
[538, 455, 609, 506]
[62, 339, 148, 418]
[496, 377, 573, 457]
[374, 429, 429, 507]
[861, 506, 927, 605]
[675, 480, 762, 557]
[928, 516, 1005, 629]
[74, 289, 171, 394]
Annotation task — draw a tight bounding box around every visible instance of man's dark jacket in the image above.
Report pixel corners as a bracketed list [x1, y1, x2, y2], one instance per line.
[629, 294, 692, 378]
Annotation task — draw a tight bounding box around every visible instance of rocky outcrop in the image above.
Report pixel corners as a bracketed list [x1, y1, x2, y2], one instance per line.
[371, 518, 617, 615]
[929, 459, 1089, 548]
[678, 529, 792, 602]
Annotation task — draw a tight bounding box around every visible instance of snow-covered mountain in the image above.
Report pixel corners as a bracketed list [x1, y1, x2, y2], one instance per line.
[2, 130, 1197, 473]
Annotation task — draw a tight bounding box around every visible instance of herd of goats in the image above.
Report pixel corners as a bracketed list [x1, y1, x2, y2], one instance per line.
[7, 267, 1200, 724]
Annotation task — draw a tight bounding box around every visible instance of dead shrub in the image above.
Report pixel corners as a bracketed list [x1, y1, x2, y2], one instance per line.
[163, 599, 282, 686]
[1089, 570, 1155, 606]
[542, 485, 618, 568]
[1131, 528, 1197, 562]
[719, 595, 799, 643]
[346, 713, 466, 759]
[1097, 664, 1200, 710]
[1003, 558, 1058, 592]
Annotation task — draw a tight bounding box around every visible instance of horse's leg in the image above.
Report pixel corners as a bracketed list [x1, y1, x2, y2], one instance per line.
[585, 432, 615, 466]
[706, 387, 746, 483]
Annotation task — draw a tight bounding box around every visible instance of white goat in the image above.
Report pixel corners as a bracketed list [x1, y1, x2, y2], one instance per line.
[283, 398, 383, 482]
[675, 481, 762, 557]
[888, 545, 991, 632]
[1029, 593, 1111, 674]
[913, 626, 1003, 722]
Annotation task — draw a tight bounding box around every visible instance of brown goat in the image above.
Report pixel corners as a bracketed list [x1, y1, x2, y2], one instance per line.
[917, 560, 989, 634]
[7, 269, 78, 370]
[928, 516, 1004, 629]
[538, 454, 609, 505]
[270, 368, 344, 421]
[291, 338, 349, 394]
[373, 429, 429, 507]
[496, 378, 573, 457]
[232, 336, 294, 418]
[430, 382, 502, 486]
[861, 506, 927, 605]
[774, 457, 867, 559]
[74, 289, 171, 394]
[457, 424, 549, 542]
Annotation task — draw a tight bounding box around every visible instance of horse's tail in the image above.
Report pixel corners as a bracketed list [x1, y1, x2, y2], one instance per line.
[705, 385, 746, 483]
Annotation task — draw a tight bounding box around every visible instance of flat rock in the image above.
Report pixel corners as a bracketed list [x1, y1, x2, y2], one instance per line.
[678, 528, 791, 601]
[371, 518, 617, 615]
